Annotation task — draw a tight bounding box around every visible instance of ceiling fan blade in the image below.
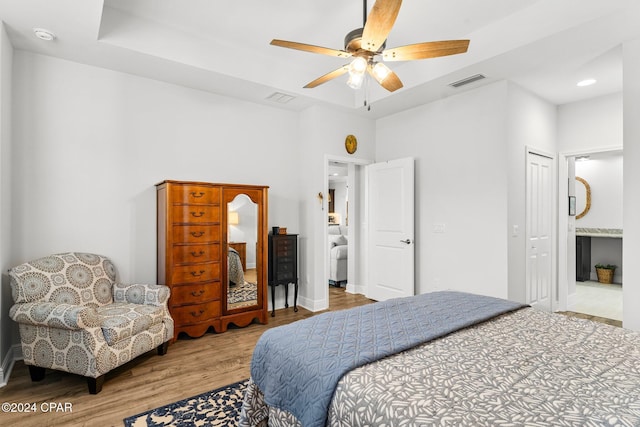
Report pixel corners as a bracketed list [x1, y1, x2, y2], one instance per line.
[367, 64, 403, 92]
[304, 65, 350, 88]
[361, 0, 402, 53]
[382, 40, 470, 61]
[270, 39, 351, 58]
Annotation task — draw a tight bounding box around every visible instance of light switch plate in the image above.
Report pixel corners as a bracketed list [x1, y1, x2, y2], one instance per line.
[433, 223, 446, 233]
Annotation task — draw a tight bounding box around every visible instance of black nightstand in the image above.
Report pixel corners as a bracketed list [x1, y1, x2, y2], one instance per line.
[268, 234, 298, 316]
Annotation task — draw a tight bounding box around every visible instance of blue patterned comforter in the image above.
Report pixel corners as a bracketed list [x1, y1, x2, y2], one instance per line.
[248, 291, 525, 427]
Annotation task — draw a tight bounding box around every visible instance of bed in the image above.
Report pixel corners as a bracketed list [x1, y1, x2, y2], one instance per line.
[239, 291, 640, 426]
[228, 247, 245, 287]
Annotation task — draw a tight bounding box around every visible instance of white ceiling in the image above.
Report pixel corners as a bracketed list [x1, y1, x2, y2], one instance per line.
[1, 0, 639, 118]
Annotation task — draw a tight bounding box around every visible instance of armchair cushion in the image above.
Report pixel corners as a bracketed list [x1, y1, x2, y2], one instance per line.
[113, 283, 170, 306]
[331, 245, 348, 260]
[98, 302, 165, 346]
[9, 252, 116, 306]
[328, 234, 347, 248]
[9, 302, 102, 330]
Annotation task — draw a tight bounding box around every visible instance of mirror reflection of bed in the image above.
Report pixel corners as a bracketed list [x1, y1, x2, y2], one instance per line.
[227, 194, 258, 310]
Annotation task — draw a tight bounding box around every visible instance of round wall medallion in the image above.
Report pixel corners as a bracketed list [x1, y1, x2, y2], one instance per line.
[345, 134, 357, 154]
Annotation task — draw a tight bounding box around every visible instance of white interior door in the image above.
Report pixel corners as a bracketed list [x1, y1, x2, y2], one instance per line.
[366, 157, 415, 301]
[526, 151, 554, 311]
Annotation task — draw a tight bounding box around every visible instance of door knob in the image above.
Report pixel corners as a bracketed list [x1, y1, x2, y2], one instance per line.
[400, 239, 412, 244]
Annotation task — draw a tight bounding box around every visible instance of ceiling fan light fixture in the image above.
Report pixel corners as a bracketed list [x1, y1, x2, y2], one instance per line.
[349, 57, 368, 74]
[372, 62, 391, 82]
[347, 57, 367, 89]
[347, 72, 365, 89]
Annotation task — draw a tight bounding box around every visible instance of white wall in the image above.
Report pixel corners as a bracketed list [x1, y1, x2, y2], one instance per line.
[558, 93, 623, 153]
[376, 82, 510, 299]
[623, 39, 640, 330]
[11, 50, 301, 302]
[0, 23, 14, 385]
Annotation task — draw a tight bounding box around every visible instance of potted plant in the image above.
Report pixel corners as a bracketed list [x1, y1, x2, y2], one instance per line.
[595, 264, 617, 284]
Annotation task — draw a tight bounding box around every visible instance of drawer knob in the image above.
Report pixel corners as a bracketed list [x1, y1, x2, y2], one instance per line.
[190, 270, 206, 277]
[190, 231, 205, 238]
[191, 289, 205, 297]
[190, 309, 205, 317]
[191, 250, 205, 257]
[190, 192, 205, 198]
[191, 211, 205, 217]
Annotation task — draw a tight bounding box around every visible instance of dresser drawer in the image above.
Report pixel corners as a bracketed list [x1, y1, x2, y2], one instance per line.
[276, 263, 295, 280]
[170, 282, 221, 304]
[274, 239, 295, 255]
[170, 301, 221, 325]
[170, 185, 220, 204]
[171, 205, 220, 223]
[172, 243, 221, 264]
[276, 256, 295, 265]
[171, 263, 220, 284]
[172, 225, 220, 243]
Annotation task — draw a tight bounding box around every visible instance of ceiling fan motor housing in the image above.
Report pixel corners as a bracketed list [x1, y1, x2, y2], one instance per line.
[344, 28, 386, 54]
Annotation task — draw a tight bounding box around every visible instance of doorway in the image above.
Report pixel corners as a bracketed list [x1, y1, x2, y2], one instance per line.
[323, 156, 371, 309]
[560, 150, 623, 321]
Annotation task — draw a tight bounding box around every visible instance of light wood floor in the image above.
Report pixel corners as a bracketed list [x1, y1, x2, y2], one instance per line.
[0, 289, 620, 427]
[0, 287, 373, 427]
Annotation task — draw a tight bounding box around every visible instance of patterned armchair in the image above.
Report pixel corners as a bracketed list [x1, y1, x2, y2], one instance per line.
[8, 252, 174, 394]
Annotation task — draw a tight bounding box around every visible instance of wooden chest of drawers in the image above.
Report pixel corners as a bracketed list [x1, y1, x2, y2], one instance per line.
[157, 181, 223, 340]
[157, 180, 269, 341]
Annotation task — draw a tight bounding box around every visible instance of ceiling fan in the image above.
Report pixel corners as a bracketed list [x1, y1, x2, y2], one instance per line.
[270, 0, 470, 93]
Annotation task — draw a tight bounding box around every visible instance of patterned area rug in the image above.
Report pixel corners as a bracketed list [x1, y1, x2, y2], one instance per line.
[228, 282, 257, 305]
[123, 379, 248, 427]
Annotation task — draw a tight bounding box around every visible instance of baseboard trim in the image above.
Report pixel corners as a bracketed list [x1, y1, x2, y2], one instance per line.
[297, 295, 326, 312]
[346, 283, 366, 295]
[0, 344, 22, 388]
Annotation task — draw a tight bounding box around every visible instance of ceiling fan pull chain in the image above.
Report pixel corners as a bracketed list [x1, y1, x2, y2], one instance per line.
[365, 74, 371, 111]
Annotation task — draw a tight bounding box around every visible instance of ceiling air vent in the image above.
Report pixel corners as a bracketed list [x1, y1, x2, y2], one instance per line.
[448, 74, 486, 88]
[266, 92, 296, 104]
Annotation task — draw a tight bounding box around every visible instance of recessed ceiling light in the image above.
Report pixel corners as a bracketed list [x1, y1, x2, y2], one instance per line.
[33, 28, 56, 41]
[577, 78, 596, 87]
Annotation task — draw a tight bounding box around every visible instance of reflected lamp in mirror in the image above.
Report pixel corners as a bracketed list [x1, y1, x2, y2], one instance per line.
[328, 213, 341, 224]
[228, 211, 239, 225]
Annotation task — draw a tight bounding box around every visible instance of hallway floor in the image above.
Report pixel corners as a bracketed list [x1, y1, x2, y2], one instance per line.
[574, 280, 622, 321]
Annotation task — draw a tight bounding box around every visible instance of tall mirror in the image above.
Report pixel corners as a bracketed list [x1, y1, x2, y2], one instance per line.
[227, 193, 259, 311]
